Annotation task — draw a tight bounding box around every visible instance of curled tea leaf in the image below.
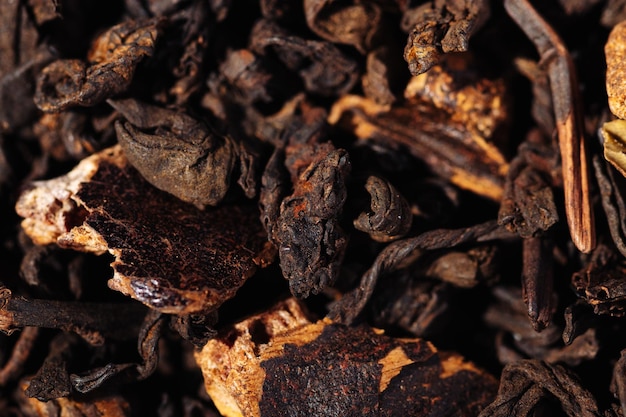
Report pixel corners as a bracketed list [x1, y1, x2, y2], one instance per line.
[34, 18, 160, 112]
[353, 175, 412, 242]
[110, 98, 242, 209]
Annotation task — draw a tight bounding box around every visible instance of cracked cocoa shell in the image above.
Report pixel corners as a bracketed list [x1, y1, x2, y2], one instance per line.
[16, 145, 272, 314]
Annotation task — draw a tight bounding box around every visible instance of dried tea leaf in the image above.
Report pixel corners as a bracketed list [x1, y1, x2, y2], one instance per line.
[498, 130, 559, 238]
[601, 119, 626, 178]
[109, 98, 243, 209]
[251, 19, 360, 97]
[478, 360, 601, 417]
[275, 147, 350, 297]
[353, 175, 412, 242]
[16, 146, 271, 314]
[34, 18, 160, 112]
[303, 0, 382, 54]
[195, 298, 498, 417]
[402, 0, 490, 75]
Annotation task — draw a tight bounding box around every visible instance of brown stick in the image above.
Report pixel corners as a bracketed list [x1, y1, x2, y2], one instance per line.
[504, 0, 595, 253]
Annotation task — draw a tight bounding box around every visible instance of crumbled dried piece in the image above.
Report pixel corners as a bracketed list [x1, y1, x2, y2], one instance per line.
[34, 18, 160, 112]
[15, 146, 272, 314]
[195, 298, 498, 417]
[303, 0, 382, 54]
[402, 0, 490, 75]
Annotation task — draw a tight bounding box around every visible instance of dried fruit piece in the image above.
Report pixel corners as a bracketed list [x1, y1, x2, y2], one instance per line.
[601, 119, 626, 178]
[606, 21, 626, 120]
[195, 298, 498, 417]
[16, 146, 272, 314]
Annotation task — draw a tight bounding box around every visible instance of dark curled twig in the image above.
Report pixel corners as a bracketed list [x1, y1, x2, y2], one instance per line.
[0, 327, 38, 386]
[328, 220, 508, 324]
[478, 360, 601, 417]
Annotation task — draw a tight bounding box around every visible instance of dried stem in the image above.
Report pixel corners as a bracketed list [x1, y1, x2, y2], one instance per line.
[504, 0, 595, 253]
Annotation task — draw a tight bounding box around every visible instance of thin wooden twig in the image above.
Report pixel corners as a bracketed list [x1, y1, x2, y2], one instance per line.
[504, 0, 596, 253]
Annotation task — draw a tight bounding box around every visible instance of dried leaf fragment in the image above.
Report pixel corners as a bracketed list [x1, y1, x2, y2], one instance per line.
[303, 0, 382, 54]
[16, 146, 271, 314]
[110, 98, 242, 209]
[195, 298, 498, 417]
[403, 0, 490, 75]
[34, 18, 160, 112]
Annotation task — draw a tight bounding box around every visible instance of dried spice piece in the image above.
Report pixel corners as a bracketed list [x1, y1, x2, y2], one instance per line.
[402, 0, 490, 75]
[195, 298, 498, 417]
[353, 175, 412, 242]
[303, 0, 382, 54]
[15, 146, 272, 314]
[109, 98, 247, 209]
[505, 0, 595, 253]
[34, 18, 160, 112]
[478, 360, 601, 417]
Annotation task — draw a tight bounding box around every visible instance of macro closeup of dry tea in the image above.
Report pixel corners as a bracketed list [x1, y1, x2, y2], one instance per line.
[5, 0, 626, 416]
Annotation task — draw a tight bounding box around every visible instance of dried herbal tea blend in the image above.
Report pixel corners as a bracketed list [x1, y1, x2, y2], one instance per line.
[4, 1, 626, 416]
